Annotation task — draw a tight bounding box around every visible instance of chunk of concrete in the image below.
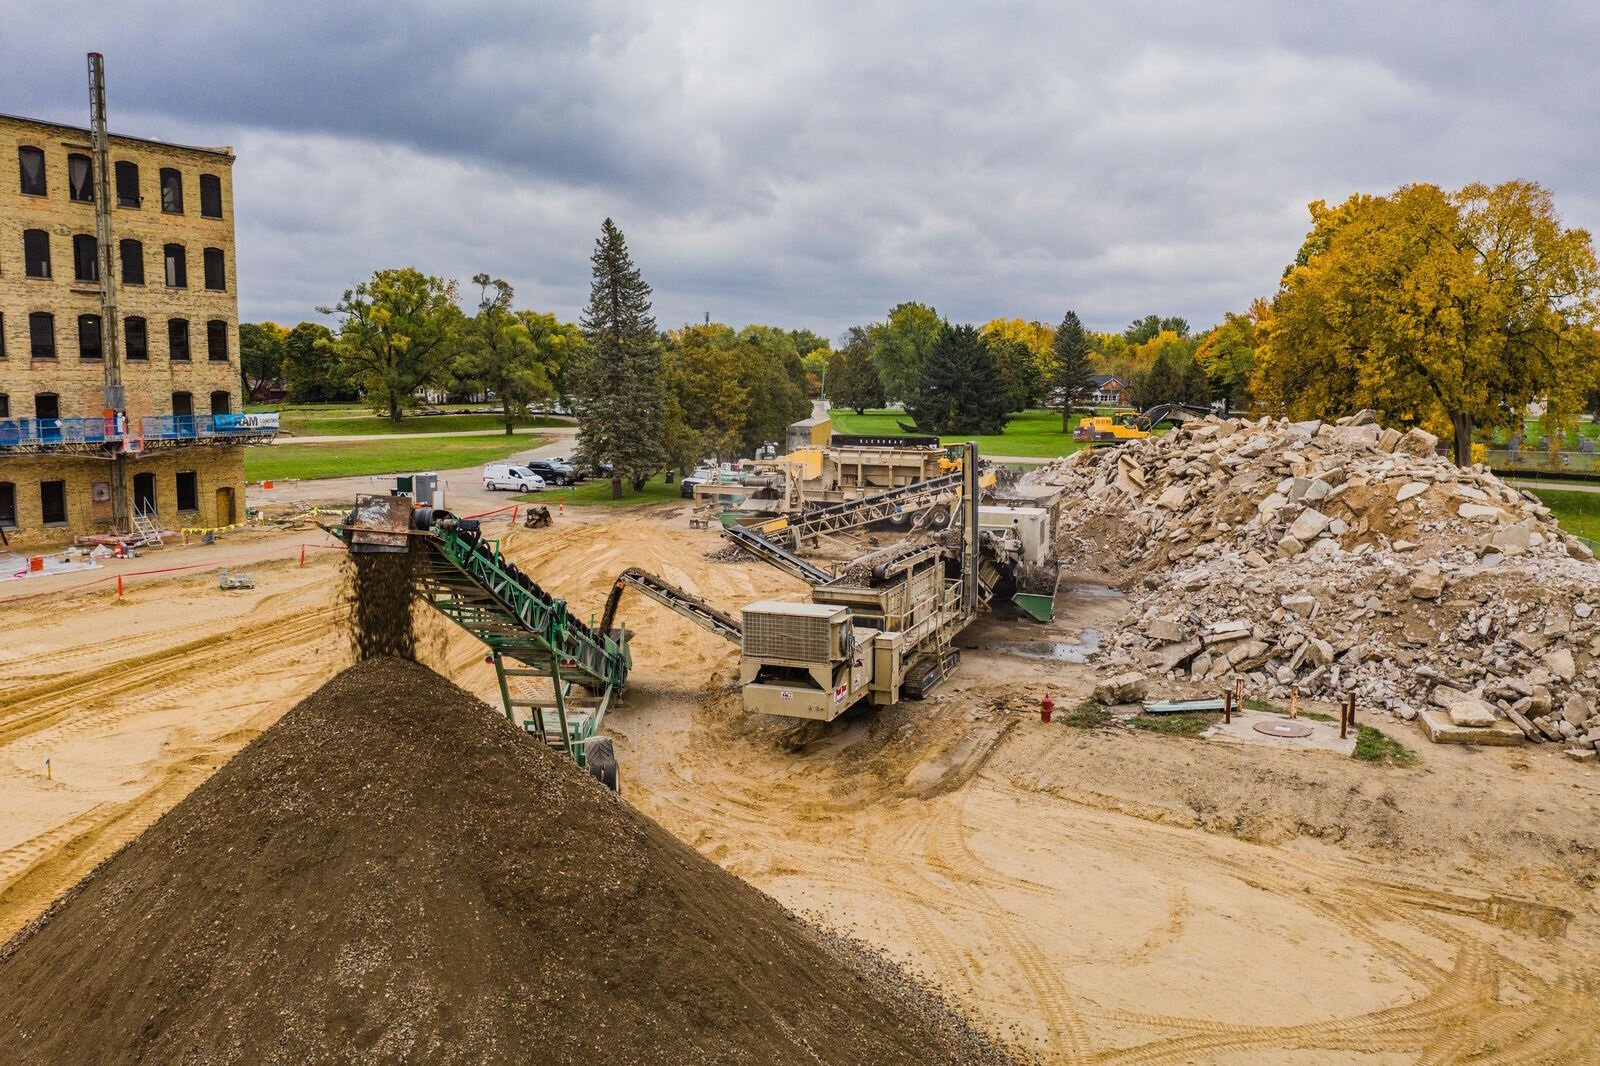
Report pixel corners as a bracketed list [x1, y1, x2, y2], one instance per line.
[1287, 509, 1331, 542]
[1396, 482, 1428, 503]
[1093, 671, 1148, 704]
[1417, 709, 1523, 745]
[1409, 566, 1444, 600]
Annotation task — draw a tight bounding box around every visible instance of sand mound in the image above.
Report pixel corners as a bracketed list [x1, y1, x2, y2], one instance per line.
[0, 658, 1010, 1065]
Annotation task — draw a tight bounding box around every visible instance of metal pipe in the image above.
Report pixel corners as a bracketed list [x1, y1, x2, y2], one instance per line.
[87, 52, 127, 531]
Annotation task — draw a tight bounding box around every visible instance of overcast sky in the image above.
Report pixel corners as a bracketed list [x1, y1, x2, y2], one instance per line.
[4, 2, 1597, 339]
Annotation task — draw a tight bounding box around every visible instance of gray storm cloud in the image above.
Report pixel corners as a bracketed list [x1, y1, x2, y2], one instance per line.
[3, 0, 1595, 334]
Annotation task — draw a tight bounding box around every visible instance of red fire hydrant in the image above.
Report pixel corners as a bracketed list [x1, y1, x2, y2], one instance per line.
[1040, 695, 1054, 724]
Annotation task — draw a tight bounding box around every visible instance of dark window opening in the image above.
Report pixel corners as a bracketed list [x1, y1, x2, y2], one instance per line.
[171, 391, 193, 417]
[168, 319, 190, 361]
[114, 160, 140, 207]
[41, 480, 67, 525]
[0, 394, 9, 417]
[23, 230, 51, 278]
[133, 472, 157, 516]
[0, 314, 5, 360]
[126, 317, 148, 360]
[199, 173, 222, 218]
[202, 247, 225, 291]
[176, 471, 199, 512]
[0, 482, 15, 528]
[163, 244, 187, 288]
[78, 314, 102, 361]
[29, 313, 55, 359]
[160, 167, 183, 213]
[120, 239, 144, 284]
[68, 154, 93, 203]
[18, 146, 45, 195]
[207, 319, 229, 362]
[73, 234, 99, 283]
[210, 391, 231, 415]
[35, 393, 60, 420]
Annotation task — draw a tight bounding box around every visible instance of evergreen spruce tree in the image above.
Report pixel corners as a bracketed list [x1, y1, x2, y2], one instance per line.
[1049, 310, 1094, 431]
[905, 322, 1009, 435]
[573, 219, 668, 495]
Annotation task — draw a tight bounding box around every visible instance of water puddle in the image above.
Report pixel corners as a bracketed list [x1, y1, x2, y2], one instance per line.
[995, 628, 1102, 664]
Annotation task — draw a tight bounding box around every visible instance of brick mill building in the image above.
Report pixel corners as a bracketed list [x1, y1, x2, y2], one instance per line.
[0, 111, 274, 550]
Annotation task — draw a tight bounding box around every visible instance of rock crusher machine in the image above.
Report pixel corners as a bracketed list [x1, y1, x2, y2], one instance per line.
[328, 496, 630, 789]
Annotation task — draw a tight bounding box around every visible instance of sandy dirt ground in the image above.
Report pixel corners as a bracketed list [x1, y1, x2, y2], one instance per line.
[2, 503, 1597, 1064]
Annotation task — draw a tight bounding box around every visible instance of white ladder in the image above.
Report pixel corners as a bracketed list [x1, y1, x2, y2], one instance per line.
[131, 506, 163, 547]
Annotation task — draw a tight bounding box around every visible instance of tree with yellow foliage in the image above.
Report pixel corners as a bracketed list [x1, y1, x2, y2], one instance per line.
[1254, 181, 1600, 464]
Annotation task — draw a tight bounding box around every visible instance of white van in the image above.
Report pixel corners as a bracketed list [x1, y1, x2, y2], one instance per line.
[483, 464, 547, 492]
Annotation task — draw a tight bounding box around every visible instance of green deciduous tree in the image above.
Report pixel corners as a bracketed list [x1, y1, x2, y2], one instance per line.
[572, 219, 668, 493]
[827, 326, 886, 414]
[1254, 181, 1600, 464]
[1193, 303, 1262, 412]
[1049, 311, 1094, 430]
[870, 301, 942, 401]
[459, 274, 578, 435]
[1123, 314, 1191, 345]
[280, 321, 349, 403]
[664, 323, 749, 462]
[239, 321, 287, 402]
[905, 322, 1009, 435]
[734, 325, 811, 454]
[319, 268, 463, 422]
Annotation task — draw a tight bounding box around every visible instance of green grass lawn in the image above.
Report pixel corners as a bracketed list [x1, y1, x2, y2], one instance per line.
[1530, 487, 1600, 544]
[1486, 418, 1599, 449]
[246, 433, 541, 482]
[516, 473, 685, 508]
[245, 402, 570, 438]
[827, 407, 1086, 458]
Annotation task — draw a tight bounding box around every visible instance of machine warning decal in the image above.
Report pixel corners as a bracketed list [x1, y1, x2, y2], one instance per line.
[834, 683, 848, 703]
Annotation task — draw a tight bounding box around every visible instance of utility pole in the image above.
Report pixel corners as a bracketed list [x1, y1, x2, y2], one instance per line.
[88, 52, 127, 531]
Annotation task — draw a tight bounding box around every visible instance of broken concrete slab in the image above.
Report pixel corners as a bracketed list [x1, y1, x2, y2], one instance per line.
[1417, 709, 1523, 746]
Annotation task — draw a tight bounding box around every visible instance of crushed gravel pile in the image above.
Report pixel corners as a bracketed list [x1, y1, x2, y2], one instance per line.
[1025, 413, 1600, 742]
[0, 657, 1014, 1065]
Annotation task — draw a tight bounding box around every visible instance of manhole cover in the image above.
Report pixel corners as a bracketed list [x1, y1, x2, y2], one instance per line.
[1254, 720, 1314, 738]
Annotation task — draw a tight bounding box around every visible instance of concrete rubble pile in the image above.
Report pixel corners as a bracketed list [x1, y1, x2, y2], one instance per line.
[1025, 412, 1600, 754]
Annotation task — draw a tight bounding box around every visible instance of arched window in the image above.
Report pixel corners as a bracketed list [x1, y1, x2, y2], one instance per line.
[29, 313, 55, 359]
[163, 244, 187, 288]
[120, 239, 145, 285]
[160, 167, 183, 213]
[67, 153, 93, 202]
[199, 173, 222, 218]
[73, 234, 99, 283]
[202, 247, 225, 290]
[125, 316, 149, 361]
[23, 230, 51, 278]
[78, 314, 102, 360]
[168, 318, 190, 361]
[206, 319, 229, 362]
[210, 390, 231, 415]
[18, 146, 45, 195]
[114, 160, 140, 207]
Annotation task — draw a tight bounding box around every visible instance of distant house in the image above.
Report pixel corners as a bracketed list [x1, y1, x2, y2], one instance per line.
[1081, 374, 1132, 407]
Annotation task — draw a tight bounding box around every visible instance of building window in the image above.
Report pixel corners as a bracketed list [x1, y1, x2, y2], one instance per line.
[29, 313, 55, 359]
[68, 153, 93, 203]
[0, 314, 5, 360]
[0, 482, 15, 528]
[164, 244, 187, 288]
[210, 391, 231, 415]
[35, 393, 60, 420]
[203, 247, 226, 291]
[125, 316, 148, 360]
[207, 320, 229, 362]
[176, 471, 199, 512]
[168, 318, 190, 361]
[199, 173, 222, 218]
[120, 239, 144, 284]
[114, 160, 140, 207]
[160, 167, 183, 213]
[78, 314, 102, 361]
[40, 480, 67, 525]
[0, 394, 8, 416]
[23, 230, 51, 278]
[73, 234, 99, 283]
[18, 146, 46, 196]
[172, 391, 193, 417]
[133, 472, 157, 516]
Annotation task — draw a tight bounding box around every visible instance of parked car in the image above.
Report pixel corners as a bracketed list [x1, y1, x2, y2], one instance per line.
[680, 472, 710, 498]
[527, 459, 577, 486]
[483, 464, 547, 492]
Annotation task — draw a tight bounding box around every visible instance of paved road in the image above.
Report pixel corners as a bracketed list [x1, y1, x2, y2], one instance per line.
[1501, 477, 1600, 495]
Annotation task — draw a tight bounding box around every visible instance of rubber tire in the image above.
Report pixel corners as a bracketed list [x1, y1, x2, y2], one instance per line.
[485, 482, 496, 491]
[584, 736, 620, 793]
[926, 505, 952, 530]
[518, 482, 530, 492]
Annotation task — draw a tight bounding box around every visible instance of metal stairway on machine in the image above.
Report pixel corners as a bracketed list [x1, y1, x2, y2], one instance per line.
[414, 523, 631, 765]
